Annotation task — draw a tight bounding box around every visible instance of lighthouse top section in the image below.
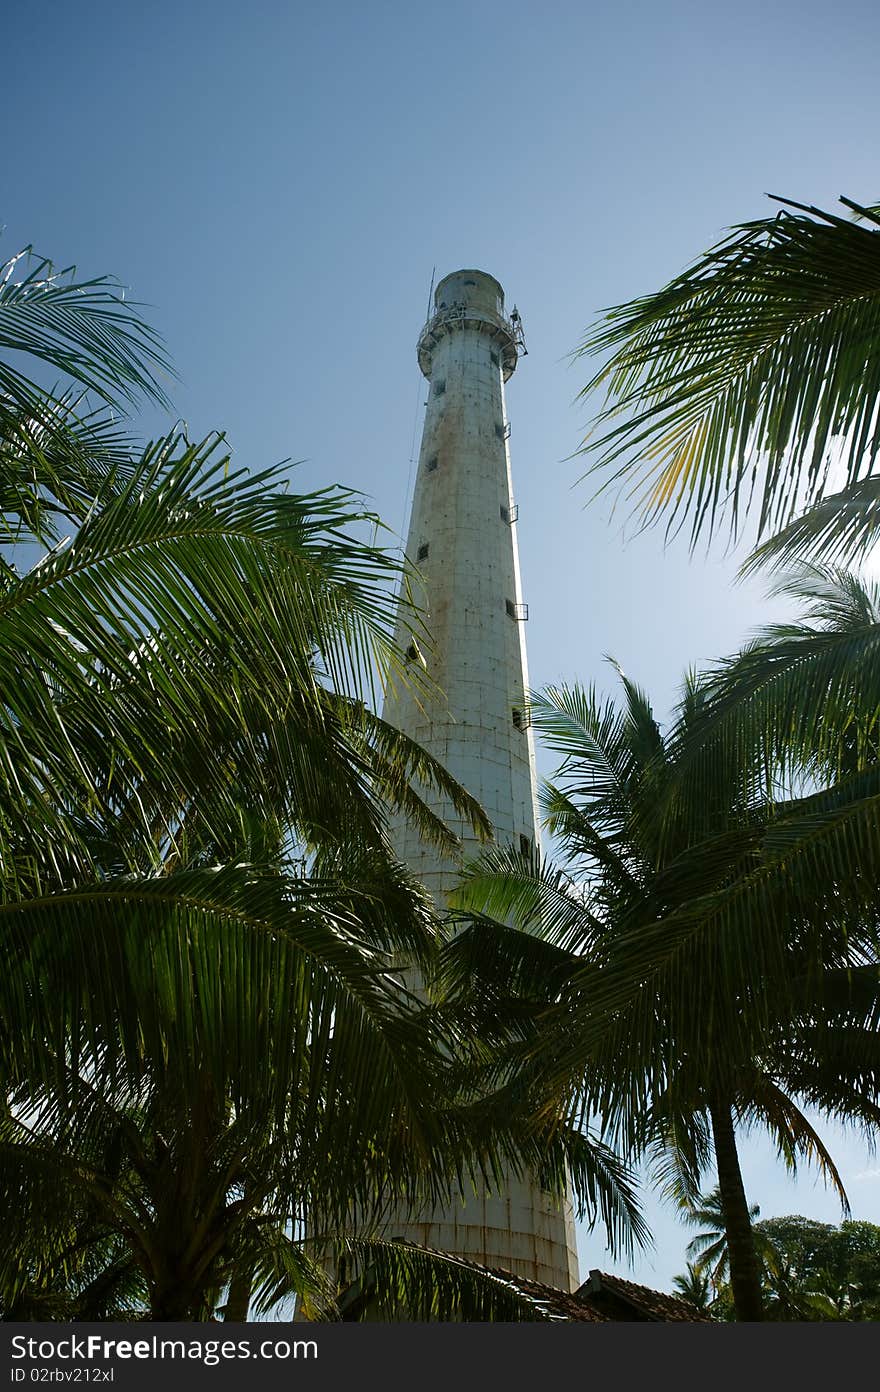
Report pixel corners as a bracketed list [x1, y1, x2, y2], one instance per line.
[417, 268, 526, 382]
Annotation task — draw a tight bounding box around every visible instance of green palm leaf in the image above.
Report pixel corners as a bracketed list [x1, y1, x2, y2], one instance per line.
[1, 432, 490, 889]
[328, 1239, 557, 1321]
[744, 477, 880, 573]
[0, 246, 171, 413]
[575, 196, 880, 546]
[445, 645, 880, 1320]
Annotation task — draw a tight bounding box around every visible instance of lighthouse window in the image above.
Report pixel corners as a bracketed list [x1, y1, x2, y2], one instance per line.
[426, 455, 438, 472]
[506, 599, 529, 621]
[463, 279, 476, 286]
[512, 707, 527, 731]
[495, 422, 504, 439]
[490, 350, 500, 366]
[434, 379, 446, 396]
[417, 543, 429, 562]
[519, 834, 532, 857]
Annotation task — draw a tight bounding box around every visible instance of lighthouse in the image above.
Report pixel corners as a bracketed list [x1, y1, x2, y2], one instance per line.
[382, 270, 580, 1291]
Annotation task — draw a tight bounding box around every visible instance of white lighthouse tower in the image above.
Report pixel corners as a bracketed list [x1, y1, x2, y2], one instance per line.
[383, 270, 580, 1291]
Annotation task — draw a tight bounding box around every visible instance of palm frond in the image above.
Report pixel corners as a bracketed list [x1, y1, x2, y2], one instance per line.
[552, 1126, 650, 1259]
[668, 566, 880, 806]
[0, 246, 172, 412]
[575, 195, 880, 545]
[450, 842, 601, 953]
[0, 866, 445, 1176]
[327, 1238, 555, 1321]
[741, 1077, 850, 1214]
[744, 477, 880, 573]
[0, 434, 445, 884]
[530, 683, 633, 797]
[0, 396, 142, 545]
[647, 1110, 713, 1209]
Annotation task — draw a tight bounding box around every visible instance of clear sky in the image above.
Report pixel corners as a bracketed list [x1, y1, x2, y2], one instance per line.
[5, 0, 880, 1293]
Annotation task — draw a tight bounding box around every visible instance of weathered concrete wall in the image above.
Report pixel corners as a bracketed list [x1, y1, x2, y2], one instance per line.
[434, 268, 504, 320]
[381, 270, 580, 1293]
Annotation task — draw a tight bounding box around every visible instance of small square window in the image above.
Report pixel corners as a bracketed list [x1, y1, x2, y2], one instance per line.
[512, 707, 525, 730]
[519, 834, 532, 857]
[495, 422, 505, 440]
[417, 542, 429, 562]
[490, 350, 500, 367]
[426, 455, 438, 472]
[500, 504, 510, 523]
[434, 379, 446, 396]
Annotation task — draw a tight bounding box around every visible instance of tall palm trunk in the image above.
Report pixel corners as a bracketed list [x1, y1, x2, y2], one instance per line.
[708, 1097, 763, 1320]
[150, 1283, 203, 1321]
[224, 1269, 252, 1322]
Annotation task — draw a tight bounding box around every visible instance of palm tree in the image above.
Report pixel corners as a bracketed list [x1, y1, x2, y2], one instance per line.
[681, 1188, 760, 1293]
[0, 245, 173, 553]
[574, 195, 880, 565]
[446, 669, 879, 1320]
[0, 247, 484, 1319]
[1, 245, 644, 1321]
[670, 1262, 714, 1313]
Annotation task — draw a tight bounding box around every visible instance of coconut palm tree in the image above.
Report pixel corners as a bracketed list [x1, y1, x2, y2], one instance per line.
[0, 245, 173, 554]
[0, 253, 497, 1317]
[446, 664, 880, 1320]
[681, 1187, 760, 1292]
[574, 194, 880, 566]
[1, 244, 645, 1321]
[670, 1262, 714, 1313]
[1, 1052, 640, 1322]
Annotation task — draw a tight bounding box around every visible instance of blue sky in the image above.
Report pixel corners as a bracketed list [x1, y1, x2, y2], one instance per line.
[5, 0, 880, 1291]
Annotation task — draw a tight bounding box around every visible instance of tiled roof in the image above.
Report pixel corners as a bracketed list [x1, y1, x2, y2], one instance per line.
[578, 1269, 713, 1322]
[481, 1270, 606, 1322]
[483, 1264, 711, 1323]
[335, 1247, 712, 1323]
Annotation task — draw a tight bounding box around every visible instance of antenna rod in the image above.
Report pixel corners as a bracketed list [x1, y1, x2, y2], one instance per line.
[426, 265, 435, 323]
